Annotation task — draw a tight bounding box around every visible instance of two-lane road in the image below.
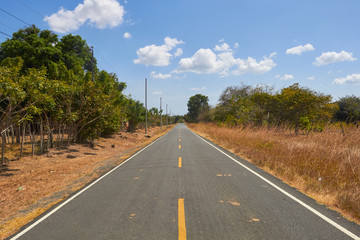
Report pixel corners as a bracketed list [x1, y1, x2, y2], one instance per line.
[10, 124, 360, 239]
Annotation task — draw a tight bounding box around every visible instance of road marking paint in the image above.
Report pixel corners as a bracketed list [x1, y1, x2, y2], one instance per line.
[179, 138, 181, 142]
[178, 157, 182, 168]
[179, 144, 181, 149]
[178, 198, 187, 240]
[192, 131, 360, 240]
[10, 129, 174, 240]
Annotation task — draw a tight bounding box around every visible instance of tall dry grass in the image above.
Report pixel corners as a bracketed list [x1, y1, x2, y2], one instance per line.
[188, 123, 360, 222]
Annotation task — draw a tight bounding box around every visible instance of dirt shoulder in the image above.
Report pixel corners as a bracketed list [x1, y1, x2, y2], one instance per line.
[0, 126, 173, 239]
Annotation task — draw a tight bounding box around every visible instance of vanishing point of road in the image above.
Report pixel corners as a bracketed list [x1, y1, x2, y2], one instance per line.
[9, 124, 360, 239]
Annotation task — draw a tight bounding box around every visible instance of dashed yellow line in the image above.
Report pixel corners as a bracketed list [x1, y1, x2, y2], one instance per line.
[178, 157, 182, 168]
[179, 144, 181, 149]
[178, 198, 187, 240]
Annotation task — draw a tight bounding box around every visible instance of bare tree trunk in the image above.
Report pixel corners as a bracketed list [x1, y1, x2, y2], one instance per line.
[16, 124, 21, 143]
[40, 121, 44, 154]
[57, 125, 61, 149]
[20, 123, 25, 158]
[50, 128, 54, 149]
[340, 122, 346, 138]
[61, 125, 65, 146]
[46, 125, 50, 152]
[5, 129, 9, 144]
[11, 125, 14, 144]
[67, 125, 71, 146]
[1, 133, 5, 165]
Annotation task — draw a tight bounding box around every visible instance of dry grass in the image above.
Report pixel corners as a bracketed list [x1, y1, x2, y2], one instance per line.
[188, 123, 360, 223]
[0, 126, 173, 240]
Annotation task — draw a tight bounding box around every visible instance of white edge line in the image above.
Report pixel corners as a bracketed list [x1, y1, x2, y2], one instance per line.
[10, 129, 173, 240]
[191, 131, 360, 240]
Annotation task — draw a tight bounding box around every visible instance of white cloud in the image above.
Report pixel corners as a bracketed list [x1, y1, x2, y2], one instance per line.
[44, 0, 125, 33]
[232, 55, 276, 76]
[189, 86, 206, 91]
[307, 76, 315, 80]
[150, 71, 171, 79]
[269, 52, 277, 58]
[123, 32, 131, 39]
[214, 43, 231, 52]
[234, 42, 239, 49]
[275, 74, 294, 80]
[286, 43, 314, 55]
[174, 48, 183, 57]
[152, 91, 163, 95]
[133, 37, 184, 66]
[333, 74, 360, 85]
[175, 45, 276, 77]
[314, 51, 356, 66]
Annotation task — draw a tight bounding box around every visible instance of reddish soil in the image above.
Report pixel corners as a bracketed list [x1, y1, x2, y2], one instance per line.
[0, 126, 172, 239]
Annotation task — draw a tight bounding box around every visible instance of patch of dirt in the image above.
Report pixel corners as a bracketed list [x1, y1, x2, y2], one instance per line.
[0, 126, 172, 239]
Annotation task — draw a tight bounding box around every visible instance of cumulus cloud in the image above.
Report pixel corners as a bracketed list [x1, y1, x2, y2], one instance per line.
[175, 44, 276, 77]
[307, 76, 315, 80]
[123, 32, 131, 39]
[189, 86, 206, 91]
[314, 51, 356, 66]
[174, 48, 183, 57]
[150, 71, 172, 79]
[44, 0, 125, 33]
[214, 43, 231, 52]
[275, 74, 294, 80]
[133, 37, 184, 66]
[286, 44, 314, 55]
[333, 74, 360, 85]
[234, 42, 239, 49]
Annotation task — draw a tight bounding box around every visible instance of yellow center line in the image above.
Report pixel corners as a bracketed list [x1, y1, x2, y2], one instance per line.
[179, 138, 181, 142]
[179, 144, 181, 149]
[178, 198, 187, 240]
[178, 157, 182, 168]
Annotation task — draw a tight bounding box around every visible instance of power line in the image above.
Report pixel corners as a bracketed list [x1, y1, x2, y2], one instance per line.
[0, 30, 12, 38]
[0, 7, 31, 27]
[0, 22, 17, 31]
[15, 0, 43, 17]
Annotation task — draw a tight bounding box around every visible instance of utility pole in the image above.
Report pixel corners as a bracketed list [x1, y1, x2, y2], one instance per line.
[160, 97, 162, 130]
[170, 110, 172, 125]
[91, 46, 94, 82]
[145, 78, 148, 134]
[166, 104, 168, 126]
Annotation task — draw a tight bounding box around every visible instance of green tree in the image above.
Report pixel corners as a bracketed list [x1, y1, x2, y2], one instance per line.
[186, 94, 210, 123]
[334, 95, 360, 123]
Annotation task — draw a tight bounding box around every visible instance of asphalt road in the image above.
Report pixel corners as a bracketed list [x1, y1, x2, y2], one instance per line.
[10, 124, 360, 239]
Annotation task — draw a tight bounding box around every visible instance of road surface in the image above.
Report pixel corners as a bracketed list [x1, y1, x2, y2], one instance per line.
[10, 124, 360, 239]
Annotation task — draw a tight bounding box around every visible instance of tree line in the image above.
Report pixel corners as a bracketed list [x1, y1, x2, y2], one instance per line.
[0, 26, 168, 162]
[186, 84, 360, 133]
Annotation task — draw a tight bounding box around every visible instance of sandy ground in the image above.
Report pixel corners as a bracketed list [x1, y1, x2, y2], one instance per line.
[0, 126, 172, 239]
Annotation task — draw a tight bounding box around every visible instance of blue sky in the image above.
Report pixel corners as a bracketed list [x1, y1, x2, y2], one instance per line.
[1, 0, 360, 115]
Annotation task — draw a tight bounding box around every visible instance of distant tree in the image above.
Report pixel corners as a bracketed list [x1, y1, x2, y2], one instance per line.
[126, 99, 145, 132]
[334, 95, 360, 123]
[273, 84, 337, 132]
[186, 94, 210, 123]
